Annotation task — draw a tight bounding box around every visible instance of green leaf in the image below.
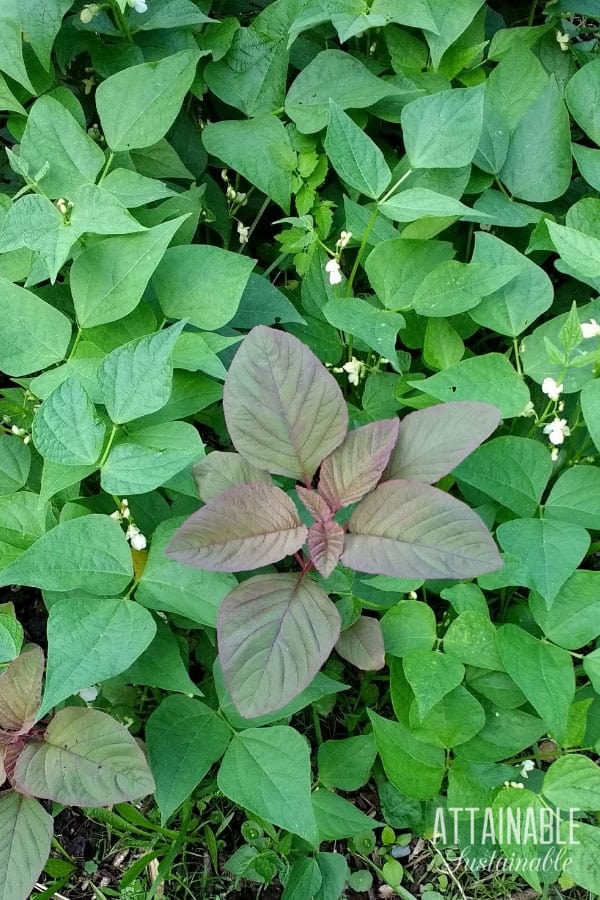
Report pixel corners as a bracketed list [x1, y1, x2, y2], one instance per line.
[411, 353, 530, 418]
[529, 570, 600, 650]
[153, 244, 255, 329]
[545, 465, 600, 529]
[491, 787, 545, 891]
[0, 277, 72, 376]
[0, 614, 23, 663]
[318, 735, 376, 792]
[410, 685, 486, 748]
[314, 853, 349, 900]
[116, 617, 200, 696]
[18, 0, 72, 70]
[285, 49, 396, 133]
[216, 573, 340, 718]
[456, 702, 545, 763]
[0, 0, 35, 92]
[443, 612, 504, 671]
[20, 96, 105, 198]
[572, 143, 600, 193]
[565, 57, 600, 144]
[380, 600, 436, 657]
[543, 754, 600, 810]
[368, 710, 445, 800]
[282, 858, 322, 900]
[32, 377, 106, 466]
[547, 220, 600, 280]
[202, 117, 297, 213]
[582, 379, 600, 452]
[454, 436, 552, 517]
[378, 188, 477, 223]
[136, 0, 213, 30]
[412, 260, 521, 317]
[0, 793, 53, 900]
[12, 707, 155, 805]
[312, 789, 381, 841]
[39, 461, 96, 504]
[562, 822, 600, 895]
[323, 298, 405, 371]
[422, 0, 486, 70]
[71, 217, 187, 328]
[217, 726, 317, 843]
[101, 168, 176, 207]
[403, 649, 465, 719]
[496, 624, 574, 743]
[401, 85, 484, 169]
[0, 73, 26, 115]
[324, 101, 391, 199]
[101, 422, 203, 494]
[232, 273, 306, 328]
[365, 238, 455, 311]
[96, 50, 200, 151]
[496, 519, 589, 608]
[97, 321, 185, 424]
[583, 648, 600, 692]
[147, 695, 231, 823]
[0, 438, 30, 496]
[0, 514, 133, 595]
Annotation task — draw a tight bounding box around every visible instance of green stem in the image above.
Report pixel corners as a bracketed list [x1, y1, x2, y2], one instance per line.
[99, 424, 119, 467]
[97, 150, 115, 185]
[527, 0, 538, 26]
[67, 327, 82, 361]
[512, 337, 523, 376]
[112, 2, 134, 42]
[379, 167, 414, 204]
[345, 205, 378, 297]
[495, 177, 511, 200]
[312, 706, 323, 745]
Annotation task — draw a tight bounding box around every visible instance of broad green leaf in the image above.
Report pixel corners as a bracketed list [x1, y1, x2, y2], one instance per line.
[422, 0, 486, 70]
[136, 519, 236, 628]
[38, 597, 157, 718]
[491, 787, 545, 891]
[562, 822, 600, 895]
[147, 695, 231, 823]
[217, 726, 317, 843]
[39, 460, 96, 503]
[412, 260, 521, 317]
[20, 96, 105, 198]
[319, 419, 399, 509]
[153, 244, 255, 329]
[0, 0, 35, 92]
[545, 465, 600, 529]
[0, 277, 71, 376]
[496, 624, 574, 743]
[380, 601, 436, 657]
[312, 789, 381, 841]
[0, 73, 26, 115]
[365, 238, 455, 311]
[378, 188, 477, 223]
[136, 0, 213, 30]
[307, 518, 345, 578]
[565, 57, 600, 144]
[472, 189, 544, 227]
[202, 117, 297, 213]
[386, 402, 500, 484]
[468, 232, 553, 336]
[282, 858, 322, 900]
[529, 571, 600, 650]
[116, 617, 200, 696]
[467, 669, 526, 710]
[232, 273, 306, 328]
[18, 0, 72, 70]
[543, 754, 600, 810]
[96, 50, 200, 150]
[167, 483, 307, 572]
[217, 573, 340, 717]
[411, 353, 530, 418]
[456, 702, 545, 763]
[547, 220, 600, 279]
[582, 379, 600, 451]
[401, 85, 484, 169]
[323, 298, 406, 372]
[500, 78, 572, 202]
[0, 514, 133, 595]
[474, 99, 510, 174]
[314, 853, 349, 900]
[12, 707, 155, 805]
[0, 647, 44, 733]
[0, 793, 53, 900]
[71, 217, 186, 327]
[441, 583, 489, 616]
[342, 480, 502, 580]
[223, 326, 348, 482]
[193, 452, 271, 503]
[369, 710, 445, 800]
[572, 143, 600, 192]
[97, 321, 185, 424]
[101, 168, 176, 207]
[32, 377, 106, 466]
[318, 734, 377, 792]
[285, 49, 397, 133]
[444, 612, 504, 671]
[0, 614, 23, 663]
[584, 649, 600, 693]
[454, 436, 552, 517]
[403, 649, 464, 719]
[324, 101, 391, 199]
[497, 519, 589, 608]
[173, 332, 241, 380]
[335, 616, 385, 671]
[0, 438, 30, 496]
[101, 422, 203, 494]
[410, 685, 486, 748]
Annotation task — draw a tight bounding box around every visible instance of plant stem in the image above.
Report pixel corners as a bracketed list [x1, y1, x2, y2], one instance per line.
[312, 706, 323, 744]
[99, 424, 119, 467]
[512, 337, 523, 375]
[528, 0, 538, 26]
[97, 150, 115, 185]
[112, 1, 134, 42]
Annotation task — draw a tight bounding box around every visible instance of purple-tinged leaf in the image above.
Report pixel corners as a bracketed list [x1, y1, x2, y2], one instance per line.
[342, 480, 502, 580]
[11, 707, 155, 806]
[167, 482, 307, 572]
[307, 519, 345, 578]
[193, 451, 272, 502]
[386, 402, 501, 484]
[0, 749, 5, 787]
[223, 326, 348, 482]
[0, 791, 53, 900]
[0, 647, 43, 736]
[319, 419, 399, 510]
[335, 616, 385, 671]
[218, 573, 341, 718]
[297, 486, 333, 521]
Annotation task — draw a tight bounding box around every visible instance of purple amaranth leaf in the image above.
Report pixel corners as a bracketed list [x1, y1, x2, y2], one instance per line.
[0, 647, 44, 737]
[385, 402, 501, 484]
[223, 326, 348, 483]
[307, 518, 345, 578]
[0, 791, 53, 900]
[335, 616, 385, 671]
[193, 451, 272, 502]
[0, 747, 5, 786]
[218, 573, 341, 718]
[319, 418, 399, 510]
[296, 486, 333, 521]
[166, 482, 307, 572]
[342, 480, 502, 580]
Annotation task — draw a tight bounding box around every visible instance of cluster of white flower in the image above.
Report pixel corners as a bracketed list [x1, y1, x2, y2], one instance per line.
[556, 30, 570, 51]
[324, 231, 353, 285]
[541, 376, 563, 403]
[581, 318, 600, 338]
[78, 685, 99, 703]
[540, 377, 570, 459]
[127, 0, 148, 12]
[503, 780, 525, 789]
[237, 221, 250, 245]
[519, 759, 535, 779]
[10, 424, 30, 445]
[331, 356, 366, 386]
[110, 498, 147, 550]
[80, 3, 100, 23]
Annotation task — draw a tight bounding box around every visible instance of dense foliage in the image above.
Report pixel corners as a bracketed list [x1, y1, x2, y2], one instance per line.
[1, 0, 600, 897]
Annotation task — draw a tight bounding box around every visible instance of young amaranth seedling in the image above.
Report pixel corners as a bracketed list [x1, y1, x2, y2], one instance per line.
[167, 326, 502, 719]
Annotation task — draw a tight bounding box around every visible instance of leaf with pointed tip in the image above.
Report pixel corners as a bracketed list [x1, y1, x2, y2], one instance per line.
[193, 452, 272, 502]
[296, 486, 332, 521]
[11, 707, 155, 806]
[218, 573, 341, 718]
[403, 649, 465, 720]
[167, 483, 307, 572]
[307, 519, 344, 578]
[335, 616, 385, 671]
[342, 480, 502, 579]
[223, 326, 348, 482]
[319, 419, 399, 510]
[32, 376, 106, 466]
[0, 792, 53, 900]
[386, 402, 501, 483]
[0, 647, 43, 735]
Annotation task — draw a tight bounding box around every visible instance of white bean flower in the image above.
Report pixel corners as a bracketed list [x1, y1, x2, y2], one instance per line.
[519, 759, 535, 779]
[543, 417, 571, 446]
[581, 318, 600, 339]
[342, 357, 365, 386]
[325, 258, 343, 285]
[127, 0, 148, 12]
[541, 377, 563, 402]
